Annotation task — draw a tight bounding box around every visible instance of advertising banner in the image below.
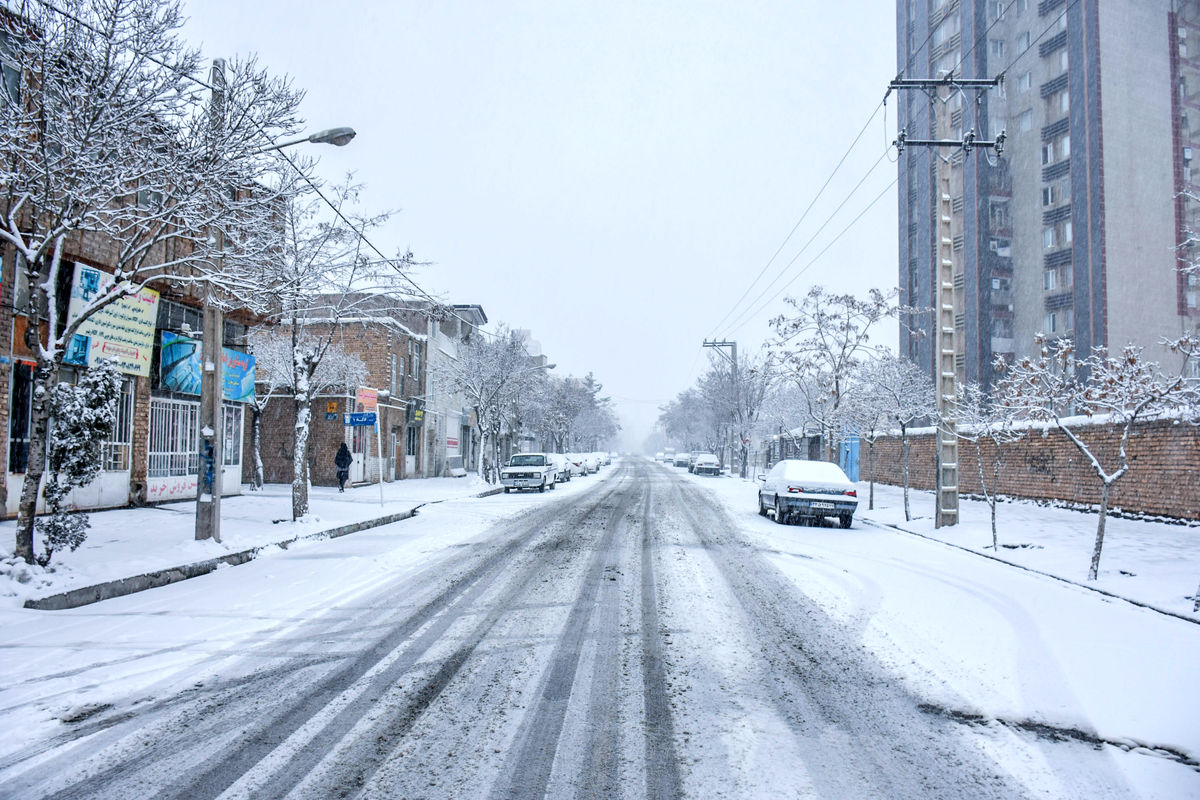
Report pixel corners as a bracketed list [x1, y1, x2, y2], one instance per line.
[355, 387, 378, 413]
[159, 331, 256, 403]
[64, 264, 160, 376]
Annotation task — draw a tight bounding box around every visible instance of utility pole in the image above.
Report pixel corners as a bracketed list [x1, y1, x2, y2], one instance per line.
[703, 339, 737, 474]
[197, 58, 227, 542]
[889, 73, 1006, 529]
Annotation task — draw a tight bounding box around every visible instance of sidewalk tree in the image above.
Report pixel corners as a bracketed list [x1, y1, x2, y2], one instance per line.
[433, 326, 543, 483]
[952, 380, 1024, 549]
[247, 329, 365, 495]
[254, 174, 414, 520]
[843, 357, 890, 510]
[0, 0, 305, 563]
[769, 286, 900, 462]
[856, 351, 936, 521]
[36, 357, 122, 566]
[995, 335, 1199, 580]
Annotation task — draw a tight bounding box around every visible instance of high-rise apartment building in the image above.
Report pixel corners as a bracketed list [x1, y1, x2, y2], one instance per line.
[896, 0, 1199, 389]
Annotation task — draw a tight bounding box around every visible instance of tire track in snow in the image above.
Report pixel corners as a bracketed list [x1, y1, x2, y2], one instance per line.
[14, 474, 628, 800]
[667, 476, 1037, 800]
[489, 469, 639, 799]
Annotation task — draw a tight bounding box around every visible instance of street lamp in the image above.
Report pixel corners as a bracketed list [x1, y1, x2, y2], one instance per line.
[252, 127, 357, 155]
[195, 109, 357, 542]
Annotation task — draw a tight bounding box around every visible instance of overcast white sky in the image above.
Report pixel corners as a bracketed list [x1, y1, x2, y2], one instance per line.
[181, 1, 900, 449]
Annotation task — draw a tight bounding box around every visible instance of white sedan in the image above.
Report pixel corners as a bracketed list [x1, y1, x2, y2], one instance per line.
[758, 459, 858, 528]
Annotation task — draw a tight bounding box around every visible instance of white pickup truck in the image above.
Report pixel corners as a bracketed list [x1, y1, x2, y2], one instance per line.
[500, 453, 556, 493]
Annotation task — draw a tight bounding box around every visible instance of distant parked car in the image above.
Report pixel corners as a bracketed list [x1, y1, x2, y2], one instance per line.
[673, 452, 691, 468]
[692, 453, 721, 476]
[567, 453, 589, 476]
[582, 452, 602, 473]
[654, 451, 665, 462]
[500, 453, 556, 493]
[547, 453, 571, 483]
[758, 459, 858, 527]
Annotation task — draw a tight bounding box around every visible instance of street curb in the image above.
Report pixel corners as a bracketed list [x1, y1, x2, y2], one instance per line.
[19, 485, 507, 610]
[24, 507, 418, 611]
[858, 515, 1200, 626]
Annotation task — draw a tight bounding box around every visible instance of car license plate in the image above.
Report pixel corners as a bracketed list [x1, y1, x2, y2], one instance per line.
[811, 501, 835, 509]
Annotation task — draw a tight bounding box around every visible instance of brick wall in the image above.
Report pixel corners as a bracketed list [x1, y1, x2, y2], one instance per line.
[862, 418, 1200, 519]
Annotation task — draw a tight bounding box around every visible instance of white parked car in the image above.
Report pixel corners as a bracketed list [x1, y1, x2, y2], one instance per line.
[692, 453, 721, 476]
[500, 453, 556, 493]
[566, 453, 589, 476]
[673, 452, 691, 468]
[582, 452, 602, 473]
[547, 453, 571, 483]
[758, 459, 858, 528]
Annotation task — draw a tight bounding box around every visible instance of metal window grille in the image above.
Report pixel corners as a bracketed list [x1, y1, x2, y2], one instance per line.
[101, 378, 135, 471]
[222, 405, 243, 468]
[148, 397, 199, 479]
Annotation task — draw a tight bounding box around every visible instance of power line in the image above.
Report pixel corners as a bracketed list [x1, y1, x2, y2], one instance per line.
[706, 98, 888, 339]
[718, 150, 892, 337]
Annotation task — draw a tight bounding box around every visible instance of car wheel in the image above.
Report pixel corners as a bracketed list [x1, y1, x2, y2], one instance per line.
[549, 479, 557, 490]
[538, 482, 546, 493]
[840, 514, 852, 529]
[504, 487, 510, 494]
[758, 495, 768, 516]
[773, 497, 788, 525]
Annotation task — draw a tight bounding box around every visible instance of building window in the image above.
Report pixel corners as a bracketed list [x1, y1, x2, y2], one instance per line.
[1017, 0, 1028, 12]
[1044, 312, 1058, 333]
[1044, 269, 1057, 291]
[409, 340, 421, 379]
[102, 378, 135, 471]
[1059, 134, 1070, 159]
[1042, 142, 1054, 165]
[391, 353, 400, 397]
[1044, 226, 1057, 249]
[1019, 110, 1033, 132]
[1019, 72, 1032, 93]
[1042, 186, 1056, 206]
[222, 405, 242, 468]
[406, 425, 418, 456]
[1018, 31, 1031, 52]
[8, 362, 34, 473]
[148, 397, 200, 479]
[1059, 50, 1069, 72]
[990, 39, 1006, 60]
[1063, 220, 1072, 244]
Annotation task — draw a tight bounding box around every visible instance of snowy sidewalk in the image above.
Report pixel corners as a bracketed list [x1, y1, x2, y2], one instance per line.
[852, 482, 1200, 620]
[0, 476, 498, 609]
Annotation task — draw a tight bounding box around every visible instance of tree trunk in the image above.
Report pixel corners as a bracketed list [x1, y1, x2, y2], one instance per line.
[15, 357, 59, 563]
[250, 404, 264, 490]
[292, 395, 311, 520]
[901, 428, 911, 522]
[990, 447, 1003, 550]
[1088, 482, 1112, 581]
[867, 441, 875, 510]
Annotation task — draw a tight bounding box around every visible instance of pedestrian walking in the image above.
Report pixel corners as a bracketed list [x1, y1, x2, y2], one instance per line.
[335, 442, 353, 492]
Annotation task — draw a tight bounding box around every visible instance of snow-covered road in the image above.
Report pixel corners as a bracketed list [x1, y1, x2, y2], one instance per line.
[0, 458, 1195, 798]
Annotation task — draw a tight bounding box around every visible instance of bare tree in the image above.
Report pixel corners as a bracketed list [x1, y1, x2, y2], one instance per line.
[995, 335, 1199, 580]
[952, 380, 1024, 549]
[433, 326, 543, 483]
[770, 286, 900, 462]
[0, 0, 305, 562]
[843, 359, 889, 510]
[856, 351, 936, 521]
[247, 329, 365, 493]
[254, 173, 416, 519]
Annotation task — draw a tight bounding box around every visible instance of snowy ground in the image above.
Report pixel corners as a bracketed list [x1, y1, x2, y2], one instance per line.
[0, 475, 495, 607]
[0, 460, 1196, 798]
[690, 469, 1200, 798]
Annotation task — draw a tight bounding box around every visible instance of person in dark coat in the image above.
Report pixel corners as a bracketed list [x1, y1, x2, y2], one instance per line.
[335, 442, 353, 492]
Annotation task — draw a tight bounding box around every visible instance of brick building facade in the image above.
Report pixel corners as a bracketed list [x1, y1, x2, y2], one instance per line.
[248, 318, 430, 488]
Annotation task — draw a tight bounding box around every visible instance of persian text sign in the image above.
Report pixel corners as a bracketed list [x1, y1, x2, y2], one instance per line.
[65, 264, 160, 376]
